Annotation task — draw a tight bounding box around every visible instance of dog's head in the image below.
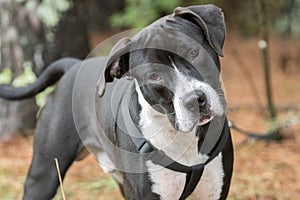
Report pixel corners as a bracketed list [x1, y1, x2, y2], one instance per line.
[98, 4, 226, 133]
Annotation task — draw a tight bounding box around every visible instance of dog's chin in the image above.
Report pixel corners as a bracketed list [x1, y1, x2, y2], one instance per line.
[175, 120, 198, 133]
[176, 115, 214, 133]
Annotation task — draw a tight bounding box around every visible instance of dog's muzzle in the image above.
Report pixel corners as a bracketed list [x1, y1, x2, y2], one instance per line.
[183, 89, 207, 113]
[184, 89, 213, 121]
[173, 85, 224, 133]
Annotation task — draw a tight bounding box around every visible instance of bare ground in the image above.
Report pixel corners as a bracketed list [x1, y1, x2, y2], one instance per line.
[0, 33, 299, 199]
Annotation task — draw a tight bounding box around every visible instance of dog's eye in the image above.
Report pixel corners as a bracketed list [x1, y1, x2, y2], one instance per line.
[190, 49, 199, 58]
[149, 73, 161, 82]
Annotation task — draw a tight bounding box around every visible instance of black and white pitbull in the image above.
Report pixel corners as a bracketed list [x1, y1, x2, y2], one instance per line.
[0, 4, 233, 200]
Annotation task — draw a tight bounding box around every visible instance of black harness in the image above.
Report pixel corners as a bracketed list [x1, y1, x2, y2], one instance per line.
[118, 79, 229, 199]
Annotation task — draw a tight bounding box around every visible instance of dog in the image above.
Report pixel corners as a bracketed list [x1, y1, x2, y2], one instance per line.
[0, 4, 233, 200]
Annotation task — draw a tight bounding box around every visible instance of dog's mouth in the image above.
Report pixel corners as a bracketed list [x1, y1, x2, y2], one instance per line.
[198, 113, 214, 126]
[173, 97, 223, 133]
[174, 118, 211, 133]
[198, 101, 223, 125]
[175, 113, 214, 133]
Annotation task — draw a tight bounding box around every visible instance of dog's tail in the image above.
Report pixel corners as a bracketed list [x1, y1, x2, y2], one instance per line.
[0, 57, 80, 100]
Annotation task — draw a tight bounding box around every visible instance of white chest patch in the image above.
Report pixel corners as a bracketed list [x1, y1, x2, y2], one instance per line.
[146, 153, 224, 200]
[135, 81, 224, 200]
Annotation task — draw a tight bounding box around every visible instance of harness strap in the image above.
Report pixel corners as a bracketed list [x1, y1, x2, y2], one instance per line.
[179, 121, 229, 199]
[179, 164, 205, 200]
[136, 119, 229, 199]
[118, 80, 229, 199]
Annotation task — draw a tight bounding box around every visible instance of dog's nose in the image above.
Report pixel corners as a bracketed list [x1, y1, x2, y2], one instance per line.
[183, 90, 207, 112]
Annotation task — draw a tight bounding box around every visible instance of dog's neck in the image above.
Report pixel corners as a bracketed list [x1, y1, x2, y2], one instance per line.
[135, 80, 208, 166]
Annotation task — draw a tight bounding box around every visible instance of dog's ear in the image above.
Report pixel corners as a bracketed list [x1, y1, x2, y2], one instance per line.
[174, 4, 225, 56]
[97, 37, 131, 97]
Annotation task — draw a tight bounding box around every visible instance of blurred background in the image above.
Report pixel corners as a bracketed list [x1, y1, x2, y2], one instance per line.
[0, 0, 299, 199]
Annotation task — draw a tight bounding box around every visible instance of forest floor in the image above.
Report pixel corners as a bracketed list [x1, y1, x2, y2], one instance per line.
[0, 32, 299, 200]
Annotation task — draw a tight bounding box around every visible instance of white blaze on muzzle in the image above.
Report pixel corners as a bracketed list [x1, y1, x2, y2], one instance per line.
[169, 57, 224, 133]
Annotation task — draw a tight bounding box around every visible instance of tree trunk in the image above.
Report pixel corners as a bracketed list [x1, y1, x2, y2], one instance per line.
[256, 0, 277, 119]
[0, 0, 91, 139]
[0, 0, 126, 139]
[0, 99, 38, 139]
[0, 1, 38, 139]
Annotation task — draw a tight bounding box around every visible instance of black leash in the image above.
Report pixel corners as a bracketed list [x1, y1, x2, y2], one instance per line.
[118, 80, 229, 199]
[228, 120, 283, 141]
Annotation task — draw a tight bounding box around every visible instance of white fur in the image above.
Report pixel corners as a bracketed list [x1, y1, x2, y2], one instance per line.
[97, 151, 124, 185]
[169, 57, 224, 133]
[135, 80, 224, 200]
